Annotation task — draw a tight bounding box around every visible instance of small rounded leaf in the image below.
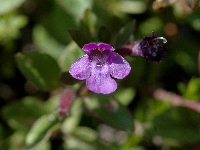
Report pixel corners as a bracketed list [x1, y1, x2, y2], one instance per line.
[15, 52, 61, 91]
[26, 115, 58, 148]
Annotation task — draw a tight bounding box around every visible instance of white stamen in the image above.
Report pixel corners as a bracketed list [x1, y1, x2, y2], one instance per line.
[155, 37, 167, 44]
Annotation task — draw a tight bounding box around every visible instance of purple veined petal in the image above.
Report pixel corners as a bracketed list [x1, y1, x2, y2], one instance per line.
[109, 52, 131, 79]
[82, 43, 98, 53]
[97, 43, 115, 52]
[69, 55, 91, 80]
[86, 69, 117, 94]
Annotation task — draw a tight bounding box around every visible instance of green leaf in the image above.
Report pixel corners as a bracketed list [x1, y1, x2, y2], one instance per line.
[151, 107, 200, 142]
[98, 26, 112, 43]
[120, 133, 142, 150]
[9, 131, 51, 150]
[85, 95, 134, 131]
[70, 126, 108, 150]
[59, 71, 79, 85]
[0, 0, 25, 15]
[33, 25, 65, 60]
[113, 87, 135, 106]
[58, 41, 85, 71]
[42, 2, 78, 45]
[138, 17, 163, 36]
[177, 82, 187, 95]
[0, 123, 13, 142]
[27, 140, 50, 150]
[56, 0, 93, 20]
[119, 1, 146, 14]
[63, 135, 95, 150]
[134, 98, 171, 123]
[72, 126, 98, 143]
[115, 20, 136, 47]
[0, 15, 28, 43]
[15, 52, 61, 91]
[96, 103, 134, 131]
[2, 97, 47, 131]
[185, 7, 200, 31]
[26, 115, 59, 148]
[68, 29, 90, 48]
[44, 95, 60, 114]
[184, 78, 200, 100]
[80, 9, 98, 41]
[0, 136, 9, 150]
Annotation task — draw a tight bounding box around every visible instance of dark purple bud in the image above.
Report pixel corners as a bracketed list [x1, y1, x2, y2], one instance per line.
[139, 31, 167, 62]
[115, 32, 167, 62]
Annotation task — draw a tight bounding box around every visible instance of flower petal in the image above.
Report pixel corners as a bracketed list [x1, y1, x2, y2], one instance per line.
[86, 69, 117, 94]
[109, 52, 131, 79]
[69, 55, 90, 80]
[82, 43, 98, 53]
[98, 43, 114, 51]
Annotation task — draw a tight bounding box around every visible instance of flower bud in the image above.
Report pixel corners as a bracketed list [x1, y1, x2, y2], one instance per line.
[57, 88, 75, 120]
[115, 31, 167, 62]
[138, 31, 167, 62]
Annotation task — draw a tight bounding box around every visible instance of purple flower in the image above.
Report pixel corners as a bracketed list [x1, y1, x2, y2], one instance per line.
[69, 42, 131, 94]
[138, 31, 167, 62]
[115, 31, 167, 62]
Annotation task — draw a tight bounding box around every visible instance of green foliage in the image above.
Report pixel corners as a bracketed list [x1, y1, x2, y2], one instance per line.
[98, 26, 112, 43]
[84, 95, 134, 131]
[56, 0, 93, 20]
[185, 7, 200, 31]
[151, 107, 200, 142]
[0, 14, 27, 44]
[1, 0, 200, 149]
[41, 1, 78, 45]
[15, 52, 61, 91]
[58, 41, 85, 71]
[26, 115, 59, 148]
[115, 20, 136, 47]
[2, 97, 47, 131]
[80, 9, 98, 41]
[68, 29, 90, 49]
[96, 104, 134, 131]
[33, 25, 65, 60]
[181, 77, 200, 100]
[0, 0, 25, 15]
[114, 87, 136, 106]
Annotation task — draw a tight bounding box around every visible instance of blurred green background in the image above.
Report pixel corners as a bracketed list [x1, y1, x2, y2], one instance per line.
[1, 0, 200, 150]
